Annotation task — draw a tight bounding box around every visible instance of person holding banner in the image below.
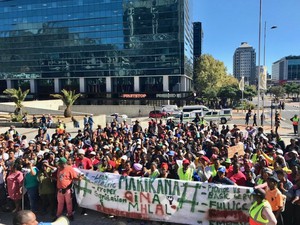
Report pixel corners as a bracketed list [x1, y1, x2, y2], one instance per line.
[55, 157, 84, 221]
[212, 166, 235, 185]
[177, 159, 193, 181]
[249, 188, 277, 225]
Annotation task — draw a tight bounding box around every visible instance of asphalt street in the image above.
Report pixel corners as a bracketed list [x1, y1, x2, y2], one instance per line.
[0, 102, 299, 225]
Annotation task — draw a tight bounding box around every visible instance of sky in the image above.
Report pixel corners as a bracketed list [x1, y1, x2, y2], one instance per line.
[192, 0, 300, 75]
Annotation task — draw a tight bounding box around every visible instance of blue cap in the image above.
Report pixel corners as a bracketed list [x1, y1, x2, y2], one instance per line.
[167, 151, 175, 156]
[218, 166, 226, 173]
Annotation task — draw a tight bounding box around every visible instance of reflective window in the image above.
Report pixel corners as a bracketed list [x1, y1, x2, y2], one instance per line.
[140, 76, 163, 92]
[0, 0, 193, 92]
[86, 78, 106, 93]
[36, 79, 54, 94]
[59, 78, 80, 92]
[12, 79, 30, 91]
[112, 77, 133, 93]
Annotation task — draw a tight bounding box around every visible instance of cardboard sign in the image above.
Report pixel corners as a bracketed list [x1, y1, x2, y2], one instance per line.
[228, 143, 245, 158]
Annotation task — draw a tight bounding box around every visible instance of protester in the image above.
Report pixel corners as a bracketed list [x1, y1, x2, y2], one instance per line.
[0, 112, 299, 224]
[249, 188, 277, 225]
[290, 114, 299, 135]
[13, 210, 38, 225]
[55, 157, 83, 221]
[6, 161, 24, 212]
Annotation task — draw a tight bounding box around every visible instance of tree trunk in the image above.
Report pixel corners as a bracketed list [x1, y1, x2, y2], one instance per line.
[14, 107, 22, 116]
[64, 106, 72, 117]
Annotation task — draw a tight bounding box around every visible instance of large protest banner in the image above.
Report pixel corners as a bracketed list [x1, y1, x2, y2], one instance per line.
[74, 170, 253, 225]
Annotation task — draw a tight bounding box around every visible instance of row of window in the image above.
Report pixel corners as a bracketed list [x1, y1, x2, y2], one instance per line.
[0, 75, 184, 94]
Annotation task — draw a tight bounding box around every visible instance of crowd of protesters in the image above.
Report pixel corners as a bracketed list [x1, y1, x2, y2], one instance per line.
[0, 114, 300, 225]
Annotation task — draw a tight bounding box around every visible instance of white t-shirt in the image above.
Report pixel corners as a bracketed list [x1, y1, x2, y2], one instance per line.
[0, 166, 5, 184]
[0, 153, 8, 161]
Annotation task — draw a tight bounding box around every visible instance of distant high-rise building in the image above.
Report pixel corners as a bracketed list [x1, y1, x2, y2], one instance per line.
[233, 42, 256, 84]
[193, 22, 203, 60]
[0, 0, 194, 104]
[272, 56, 300, 82]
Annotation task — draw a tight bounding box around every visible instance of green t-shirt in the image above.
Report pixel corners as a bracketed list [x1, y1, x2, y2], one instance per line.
[24, 167, 39, 189]
[37, 168, 56, 195]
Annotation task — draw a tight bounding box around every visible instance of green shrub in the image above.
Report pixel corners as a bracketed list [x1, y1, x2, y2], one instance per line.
[11, 114, 23, 122]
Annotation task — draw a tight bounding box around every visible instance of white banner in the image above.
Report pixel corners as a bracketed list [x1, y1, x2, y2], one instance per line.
[239, 76, 245, 91]
[259, 66, 267, 90]
[74, 170, 253, 225]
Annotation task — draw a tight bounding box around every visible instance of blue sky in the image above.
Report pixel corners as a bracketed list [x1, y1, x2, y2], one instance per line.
[192, 0, 300, 75]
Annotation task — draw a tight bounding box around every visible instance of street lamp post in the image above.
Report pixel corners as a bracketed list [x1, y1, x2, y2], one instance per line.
[257, 0, 262, 122]
[262, 21, 277, 127]
[263, 22, 277, 66]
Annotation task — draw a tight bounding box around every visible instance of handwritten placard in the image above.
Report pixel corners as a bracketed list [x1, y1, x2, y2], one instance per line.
[228, 143, 245, 158]
[74, 170, 253, 225]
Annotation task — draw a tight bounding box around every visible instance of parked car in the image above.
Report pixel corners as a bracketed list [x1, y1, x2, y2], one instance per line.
[161, 105, 180, 115]
[149, 110, 167, 118]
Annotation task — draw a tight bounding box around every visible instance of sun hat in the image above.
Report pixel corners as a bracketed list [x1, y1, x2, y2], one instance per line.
[78, 149, 85, 155]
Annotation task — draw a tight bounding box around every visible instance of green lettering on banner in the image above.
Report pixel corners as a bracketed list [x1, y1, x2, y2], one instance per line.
[172, 181, 180, 196]
[209, 200, 249, 211]
[128, 177, 137, 191]
[118, 175, 126, 189]
[177, 182, 200, 212]
[165, 179, 171, 195]
[128, 202, 139, 211]
[136, 178, 145, 192]
[157, 179, 164, 194]
[152, 194, 161, 204]
[148, 204, 154, 214]
[77, 170, 254, 225]
[76, 178, 92, 197]
[149, 178, 156, 193]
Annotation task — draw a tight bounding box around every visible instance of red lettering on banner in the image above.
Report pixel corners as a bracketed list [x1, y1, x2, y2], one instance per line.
[155, 204, 164, 216]
[96, 205, 150, 220]
[207, 209, 249, 223]
[125, 191, 133, 202]
[140, 192, 151, 203]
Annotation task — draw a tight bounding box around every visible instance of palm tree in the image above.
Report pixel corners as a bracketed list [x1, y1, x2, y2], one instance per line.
[50, 89, 82, 117]
[3, 87, 30, 115]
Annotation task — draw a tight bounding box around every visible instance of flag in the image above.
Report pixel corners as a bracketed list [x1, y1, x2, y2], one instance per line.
[259, 66, 267, 90]
[239, 76, 245, 91]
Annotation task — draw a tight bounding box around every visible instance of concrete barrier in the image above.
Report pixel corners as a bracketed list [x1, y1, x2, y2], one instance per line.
[0, 115, 107, 130]
[65, 105, 156, 117]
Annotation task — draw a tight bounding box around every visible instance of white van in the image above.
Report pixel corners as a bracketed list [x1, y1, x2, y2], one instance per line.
[182, 105, 209, 113]
[177, 111, 204, 123]
[204, 109, 232, 124]
[161, 105, 179, 114]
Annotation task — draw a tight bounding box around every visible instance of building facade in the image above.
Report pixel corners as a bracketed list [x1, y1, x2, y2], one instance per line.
[193, 22, 202, 60]
[0, 0, 193, 105]
[272, 56, 300, 82]
[233, 42, 256, 85]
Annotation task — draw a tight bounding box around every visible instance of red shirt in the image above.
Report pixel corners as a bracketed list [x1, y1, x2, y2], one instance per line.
[57, 166, 78, 189]
[75, 157, 93, 170]
[229, 171, 247, 186]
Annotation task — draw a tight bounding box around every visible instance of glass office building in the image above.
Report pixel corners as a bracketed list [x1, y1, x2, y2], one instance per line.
[0, 0, 193, 104]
